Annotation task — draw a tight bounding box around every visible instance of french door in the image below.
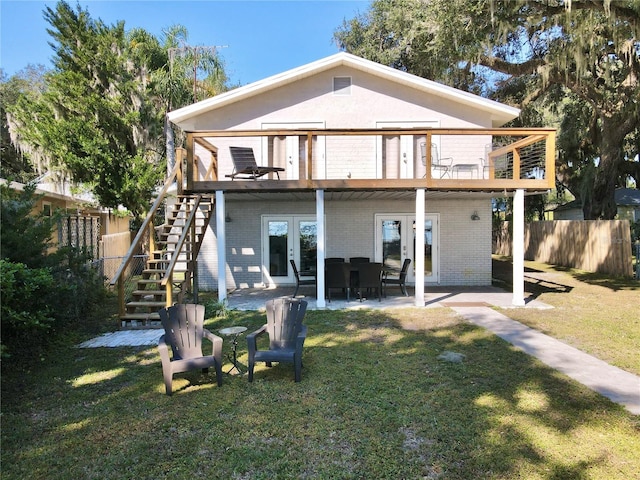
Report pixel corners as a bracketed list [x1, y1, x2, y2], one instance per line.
[262, 215, 318, 285]
[374, 214, 439, 284]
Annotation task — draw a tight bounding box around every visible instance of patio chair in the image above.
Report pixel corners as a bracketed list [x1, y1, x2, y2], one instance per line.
[357, 262, 383, 302]
[349, 256, 370, 264]
[325, 262, 352, 302]
[421, 143, 452, 179]
[247, 298, 308, 382]
[290, 259, 315, 297]
[382, 258, 411, 297]
[226, 146, 285, 180]
[325, 257, 345, 263]
[158, 304, 223, 395]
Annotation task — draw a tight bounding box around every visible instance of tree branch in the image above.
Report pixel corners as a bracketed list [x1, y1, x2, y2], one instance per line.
[478, 54, 547, 76]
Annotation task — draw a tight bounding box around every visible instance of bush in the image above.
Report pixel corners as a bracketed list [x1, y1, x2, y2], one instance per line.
[0, 184, 107, 359]
[0, 260, 56, 355]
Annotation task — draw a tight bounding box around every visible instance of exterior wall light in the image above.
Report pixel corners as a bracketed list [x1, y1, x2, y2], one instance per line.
[471, 211, 480, 221]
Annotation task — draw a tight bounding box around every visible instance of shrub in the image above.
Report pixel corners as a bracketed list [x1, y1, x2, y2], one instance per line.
[0, 260, 56, 355]
[0, 183, 107, 359]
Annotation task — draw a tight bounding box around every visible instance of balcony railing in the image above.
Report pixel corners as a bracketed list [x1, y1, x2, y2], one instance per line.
[179, 128, 556, 192]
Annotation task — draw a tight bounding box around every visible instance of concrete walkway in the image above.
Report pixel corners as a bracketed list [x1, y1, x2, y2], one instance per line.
[79, 286, 640, 415]
[451, 306, 640, 416]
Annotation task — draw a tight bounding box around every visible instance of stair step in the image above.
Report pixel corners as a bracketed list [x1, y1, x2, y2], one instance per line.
[137, 277, 186, 283]
[126, 301, 167, 308]
[132, 290, 170, 296]
[120, 312, 162, 320]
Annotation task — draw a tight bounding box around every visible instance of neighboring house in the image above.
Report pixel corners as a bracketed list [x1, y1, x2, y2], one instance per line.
[551, 188, 640, 222]
[157, 52, 555, 310]
[1, 179, 130, 257]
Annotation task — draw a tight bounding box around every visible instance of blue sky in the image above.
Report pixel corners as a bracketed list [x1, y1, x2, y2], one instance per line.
[1, 0, 368, 85]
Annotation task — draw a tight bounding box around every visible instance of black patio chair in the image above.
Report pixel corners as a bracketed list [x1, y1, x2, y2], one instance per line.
[325, 257, 345, 263]
[349, 256, 370, 264]
[357, 262, 383, 302]
[290, 259, 315, 297]
[382, 258, 412, 297]
[326, 262, 351, 302]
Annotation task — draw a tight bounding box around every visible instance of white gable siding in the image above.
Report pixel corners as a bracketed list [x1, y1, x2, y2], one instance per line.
[193, 66, 494, 180]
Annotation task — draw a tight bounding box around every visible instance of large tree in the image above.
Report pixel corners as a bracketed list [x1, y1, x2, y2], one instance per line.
[7, 2, 231, 215]
[335, 0, 640, 219]
[7, 1, 163, 216]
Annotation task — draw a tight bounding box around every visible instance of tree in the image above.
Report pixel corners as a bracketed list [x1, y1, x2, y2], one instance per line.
[334, 0, 640, 219]
[7, 1, 162, 217]
[0, 66, 47, 183]
[144, 25, 231, 175]
[6, 2, 232, 215]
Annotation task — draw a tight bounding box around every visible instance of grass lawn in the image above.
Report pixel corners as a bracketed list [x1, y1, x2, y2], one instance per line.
[2, 265, 639, 479]
[492, 256, 640, 376]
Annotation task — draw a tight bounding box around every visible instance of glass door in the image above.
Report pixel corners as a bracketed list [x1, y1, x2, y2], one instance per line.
[262, 216, 318, 285]
[375, 214, 439, 284]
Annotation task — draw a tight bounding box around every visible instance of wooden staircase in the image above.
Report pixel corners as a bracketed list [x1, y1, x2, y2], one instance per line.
[118, 194, 214, 328]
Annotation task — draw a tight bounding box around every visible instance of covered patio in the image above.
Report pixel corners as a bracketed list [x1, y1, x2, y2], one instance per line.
[225, 284, 552, 311]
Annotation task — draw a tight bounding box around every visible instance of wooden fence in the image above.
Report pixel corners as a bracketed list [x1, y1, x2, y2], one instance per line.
[494, 220, 633, 277]
[99, 231, 133, 281]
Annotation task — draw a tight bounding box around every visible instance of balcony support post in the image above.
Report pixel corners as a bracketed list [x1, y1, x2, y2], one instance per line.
[215, 190, 227, 302]
[415, 188, 425, 306]
[512, 188, 526, 306]
[316, 189, 326, 308]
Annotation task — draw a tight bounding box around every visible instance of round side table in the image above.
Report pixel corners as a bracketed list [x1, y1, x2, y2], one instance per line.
[219, 326, 248, 374]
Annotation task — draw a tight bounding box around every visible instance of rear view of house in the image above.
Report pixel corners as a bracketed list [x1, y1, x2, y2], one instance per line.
[112, 52, 555, 325]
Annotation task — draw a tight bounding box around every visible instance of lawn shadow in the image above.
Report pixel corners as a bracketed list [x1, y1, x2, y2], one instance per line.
[1, 307, 637, 479]
[492, 257, 574, 299]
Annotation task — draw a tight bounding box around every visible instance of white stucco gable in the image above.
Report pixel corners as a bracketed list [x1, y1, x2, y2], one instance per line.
[168, 52, 520, 130]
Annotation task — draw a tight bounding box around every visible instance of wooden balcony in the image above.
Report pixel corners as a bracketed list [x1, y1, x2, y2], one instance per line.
[179, 128, 556, 194]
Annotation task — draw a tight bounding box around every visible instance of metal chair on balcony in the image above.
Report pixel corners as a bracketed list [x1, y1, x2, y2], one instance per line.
[290, 259, 315, 298]
[226, 146, 285, 180]
[421, 143, 452, 179]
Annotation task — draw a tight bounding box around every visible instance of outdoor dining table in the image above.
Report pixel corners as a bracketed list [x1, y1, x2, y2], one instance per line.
[300, 261, 386, 298]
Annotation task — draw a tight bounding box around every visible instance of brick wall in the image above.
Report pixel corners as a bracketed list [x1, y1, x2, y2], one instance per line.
[197, 196, 493, 290]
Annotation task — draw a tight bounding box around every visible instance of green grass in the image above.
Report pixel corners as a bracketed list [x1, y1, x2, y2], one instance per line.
[492, 256, 640, 375]
[2, 296, 639, 479]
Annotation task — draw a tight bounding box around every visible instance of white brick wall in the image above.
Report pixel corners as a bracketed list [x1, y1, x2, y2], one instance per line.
[197, 196, 493, 290]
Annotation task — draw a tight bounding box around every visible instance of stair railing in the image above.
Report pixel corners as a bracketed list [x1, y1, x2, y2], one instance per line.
[109, 159, 182, 317]
[160, 194, 206, 307]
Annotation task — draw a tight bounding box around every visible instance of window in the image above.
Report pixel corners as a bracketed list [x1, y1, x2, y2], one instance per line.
[333, 76, 351, 95]
[42, 203, 52, 216]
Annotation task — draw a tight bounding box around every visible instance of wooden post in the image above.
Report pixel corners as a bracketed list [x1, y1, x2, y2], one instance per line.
[117, 278, 125, 318]
[186, 133, 194, 192]
[307, 132, 313, 181]
[425, 131, 433, 186]
[175, 147, 185, 195]
[165, 274, 173, 308]
[512, 189, 525, 306]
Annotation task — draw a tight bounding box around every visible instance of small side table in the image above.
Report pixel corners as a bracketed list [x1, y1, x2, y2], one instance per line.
[219, 326, 248, 375]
